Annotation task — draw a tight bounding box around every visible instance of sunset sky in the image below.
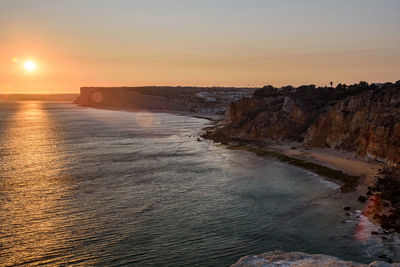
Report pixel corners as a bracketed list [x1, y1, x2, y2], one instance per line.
[1, 0, 400, 94]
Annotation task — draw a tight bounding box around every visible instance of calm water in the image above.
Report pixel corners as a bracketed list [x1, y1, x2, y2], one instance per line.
[0, 101, 397, 266]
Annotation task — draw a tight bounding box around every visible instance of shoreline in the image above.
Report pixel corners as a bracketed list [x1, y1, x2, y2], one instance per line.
[265, 142, 383, 194]
[201, 125, 373, 193]
[200, 124, 395, 232]
[75, 104, 395, 234]
[224, 143, 361, 192]
[75, 104, 382, 193]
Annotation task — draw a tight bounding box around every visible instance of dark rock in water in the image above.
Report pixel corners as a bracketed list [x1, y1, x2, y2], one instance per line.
[358, 195, 368, 202]
[346, 212, 350, 216]
[197, 138, 201, 142]
[371, 231, 379, 235]
[231, 250, 400, 266]
[343, 206, 351, 211]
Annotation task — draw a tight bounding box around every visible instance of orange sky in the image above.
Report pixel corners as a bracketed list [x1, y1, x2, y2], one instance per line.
[1, 0, 400, 94]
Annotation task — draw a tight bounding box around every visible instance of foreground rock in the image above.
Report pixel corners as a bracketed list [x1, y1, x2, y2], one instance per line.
[231, 251, 399, 267]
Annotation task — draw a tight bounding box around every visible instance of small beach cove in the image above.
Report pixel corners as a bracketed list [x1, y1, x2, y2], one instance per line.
[202, 122, 400, 264]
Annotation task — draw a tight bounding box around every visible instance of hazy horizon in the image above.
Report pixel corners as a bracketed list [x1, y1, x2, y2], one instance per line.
[1, 0, 400, 94]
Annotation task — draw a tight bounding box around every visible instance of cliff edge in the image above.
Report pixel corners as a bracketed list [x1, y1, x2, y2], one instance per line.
[75, 86, 254, 114]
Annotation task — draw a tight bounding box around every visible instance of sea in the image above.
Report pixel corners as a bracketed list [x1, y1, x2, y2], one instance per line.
[0, 101, 399, 266]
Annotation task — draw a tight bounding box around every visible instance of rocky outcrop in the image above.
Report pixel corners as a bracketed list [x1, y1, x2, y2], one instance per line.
[231, 251, 399, 267]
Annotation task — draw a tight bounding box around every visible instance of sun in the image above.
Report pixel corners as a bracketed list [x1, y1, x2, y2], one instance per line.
[24, 60, 36, 72]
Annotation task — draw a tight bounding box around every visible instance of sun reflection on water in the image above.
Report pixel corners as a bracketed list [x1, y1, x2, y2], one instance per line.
[0, 102, 95, 265]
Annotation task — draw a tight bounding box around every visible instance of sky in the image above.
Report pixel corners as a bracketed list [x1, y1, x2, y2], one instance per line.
[1, 0, 400, 94]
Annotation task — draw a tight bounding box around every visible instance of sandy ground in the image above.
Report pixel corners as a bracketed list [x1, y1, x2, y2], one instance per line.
[267, 142, 383, 193]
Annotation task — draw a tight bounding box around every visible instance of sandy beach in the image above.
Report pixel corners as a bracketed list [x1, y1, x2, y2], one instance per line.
[266, 142, 383, 193]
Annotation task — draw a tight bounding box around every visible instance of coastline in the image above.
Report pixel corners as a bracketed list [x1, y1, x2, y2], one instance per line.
[75, 104, 371, 191]
[200, 122, 397, 233]
[201, 124, 373, 193]
[76, 104, 396, 234]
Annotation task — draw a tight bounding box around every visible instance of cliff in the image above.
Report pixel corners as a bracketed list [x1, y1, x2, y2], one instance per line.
[75, 86, 254, 114]
[231, 251, 399, 266]
[209, 81, 400, 166]
[75, 87, 199, 111]
[305, 87, 400, 166]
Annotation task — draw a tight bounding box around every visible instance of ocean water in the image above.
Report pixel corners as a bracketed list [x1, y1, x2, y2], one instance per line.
[0, 101, 398, 266]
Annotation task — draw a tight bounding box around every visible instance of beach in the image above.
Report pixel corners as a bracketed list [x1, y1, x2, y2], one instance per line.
[266, 143, 383, 193]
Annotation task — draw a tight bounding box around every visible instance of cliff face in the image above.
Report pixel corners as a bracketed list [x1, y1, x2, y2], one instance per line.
[224, 96, 308, 141]
[305, 89, 400, 166]
[214, 82, 400, 166]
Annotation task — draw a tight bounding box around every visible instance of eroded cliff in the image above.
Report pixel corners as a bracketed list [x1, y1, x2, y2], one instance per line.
[305, 87, 400, 166]
[210, 81, 400, 166]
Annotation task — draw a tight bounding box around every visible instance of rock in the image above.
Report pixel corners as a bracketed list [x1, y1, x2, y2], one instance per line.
[371, 231, 379, 235]
[358, 195, 368, 202]
[231, 250, 400, 266]
[343, 206, 351, 211]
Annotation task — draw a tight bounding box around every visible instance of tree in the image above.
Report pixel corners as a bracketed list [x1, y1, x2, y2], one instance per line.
[253, 85, 277, 99]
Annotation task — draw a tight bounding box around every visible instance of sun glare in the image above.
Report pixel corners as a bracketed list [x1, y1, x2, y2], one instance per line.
[24, 61, 36, 72]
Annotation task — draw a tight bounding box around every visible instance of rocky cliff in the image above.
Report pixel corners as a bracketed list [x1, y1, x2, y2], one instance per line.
[231, 251, 399, 267]
[225, 95, 308, 142]
[210, 81, 400, 166]
[75, 86, 254, 114]
[305, 87, 400, 166]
